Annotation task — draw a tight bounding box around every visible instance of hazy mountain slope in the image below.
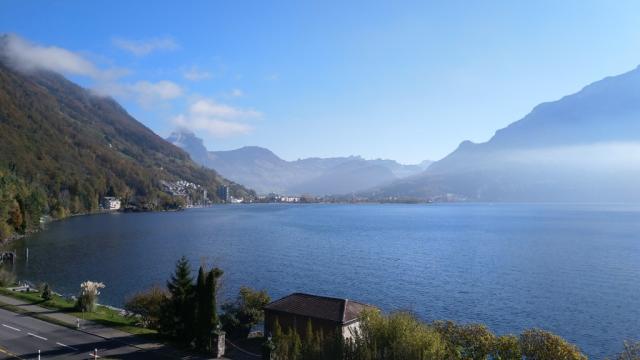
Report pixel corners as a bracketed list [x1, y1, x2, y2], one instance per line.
[168, 130, 430, 195]
[373, 66, 640, 202]
[0, 54, 253, 232]
[288, 160, 397, 195]
[205, 146, 293, 194]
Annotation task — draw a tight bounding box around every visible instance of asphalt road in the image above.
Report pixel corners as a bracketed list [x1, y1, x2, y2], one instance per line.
[0, 307, 156, 359]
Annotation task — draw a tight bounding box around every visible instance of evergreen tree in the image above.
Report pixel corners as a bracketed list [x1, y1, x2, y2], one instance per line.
[41, 283, 52, 301]
[203, 267, 224, 350]
[195, 266, 207, 350]
[288, 327, 302, 359]
[164, 256, 195, 344]
[302, 320, 317, 359]
[208, 268, 224, 326]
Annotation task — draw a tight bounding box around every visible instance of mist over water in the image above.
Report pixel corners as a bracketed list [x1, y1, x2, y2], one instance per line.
[8, 203, 640, 358]
[408, 141, 640, 202]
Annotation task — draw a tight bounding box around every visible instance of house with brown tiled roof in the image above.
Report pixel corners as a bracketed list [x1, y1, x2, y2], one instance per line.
[263, 292, 376, 340]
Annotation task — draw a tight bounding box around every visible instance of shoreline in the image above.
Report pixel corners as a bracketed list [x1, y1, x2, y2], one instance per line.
[0, 206, 189, 248]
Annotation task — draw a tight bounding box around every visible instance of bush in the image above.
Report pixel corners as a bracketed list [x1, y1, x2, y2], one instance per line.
[75, 280, 105, 312]
[352, 310, 447, 359]
[520, 329, 587, 360]
[124, 285, 168, 329]
[613, 340, 640, 360]
[41, 283, 52, 301]
[0, 222, 13, 241]
[433, 320, 496, 359]
[221, 286, 270, 339]
[0, 269, 16, 287]
[493, 335, 522, 360]
[272, 319, 303, 360]
[269, 311, 594, 360]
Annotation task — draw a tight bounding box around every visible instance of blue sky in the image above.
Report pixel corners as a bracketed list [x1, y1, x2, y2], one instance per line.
[1, 1, 640, 163]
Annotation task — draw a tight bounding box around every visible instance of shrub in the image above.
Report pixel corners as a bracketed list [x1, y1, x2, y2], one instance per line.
[76, 280, 105, 312]
[272, 319, 302, 360]
[520, 329, 587, 360]
[41, 283, 52, 301]
[0, 269, 16, 287]
[346, 310, 447, 360]
[221, 286, 271, 339]
[433, 320, 496, 359]
[124, 285, 168, 329]
[613, 340, 640, 360]
[493, 335, 522, 360]
[0, 222, 13, 241]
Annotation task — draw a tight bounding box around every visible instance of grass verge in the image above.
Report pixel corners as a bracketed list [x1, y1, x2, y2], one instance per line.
[0, 287, 156, 338]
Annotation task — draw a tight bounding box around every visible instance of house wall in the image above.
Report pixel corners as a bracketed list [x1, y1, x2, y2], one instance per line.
[341, 321, 361, 340]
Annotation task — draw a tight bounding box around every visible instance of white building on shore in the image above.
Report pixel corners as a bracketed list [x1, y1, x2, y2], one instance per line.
[102, 197, 121, 210]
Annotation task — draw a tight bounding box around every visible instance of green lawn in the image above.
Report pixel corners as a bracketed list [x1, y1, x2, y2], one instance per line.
[0, 287, 157, 337]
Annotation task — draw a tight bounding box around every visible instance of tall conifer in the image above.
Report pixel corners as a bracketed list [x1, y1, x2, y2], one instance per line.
[165, 256, 195, 344]
[195, 265, 207, 349]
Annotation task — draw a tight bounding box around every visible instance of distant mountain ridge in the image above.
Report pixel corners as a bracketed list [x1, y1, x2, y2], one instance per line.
[371, 65, 640, 202]
[167, 130, 432, 195]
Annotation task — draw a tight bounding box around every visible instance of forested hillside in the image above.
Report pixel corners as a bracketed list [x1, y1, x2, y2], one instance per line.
[0, 58, 253, 241]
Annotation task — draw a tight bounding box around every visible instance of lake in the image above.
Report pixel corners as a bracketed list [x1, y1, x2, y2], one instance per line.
[6, 203, 640, 358]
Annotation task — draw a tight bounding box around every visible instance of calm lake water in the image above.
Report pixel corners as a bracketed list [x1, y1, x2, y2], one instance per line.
[6, 203, 640, 358]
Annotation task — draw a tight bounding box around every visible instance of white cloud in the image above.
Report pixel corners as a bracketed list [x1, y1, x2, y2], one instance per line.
[1, 33, 119, 80]
[172, 99, 260, 137]
[92, 80, 184, 106]
[191, 99, 260, 119]
[131, 80, 183, 100]
[112, 36, 178, 56]
[182, 66, 212, 81]
[230, 88, 243, 97]
[173, 114, 253, 137]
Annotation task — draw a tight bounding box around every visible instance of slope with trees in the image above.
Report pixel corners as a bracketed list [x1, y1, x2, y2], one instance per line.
[0, 48, 254, 241]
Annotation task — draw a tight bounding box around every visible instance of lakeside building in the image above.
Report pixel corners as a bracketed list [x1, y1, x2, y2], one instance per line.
[217, 185, 230, 202]
[264, 293, 375, 340]
[256, 194, 304, 203]
[101, 197, 121, 210]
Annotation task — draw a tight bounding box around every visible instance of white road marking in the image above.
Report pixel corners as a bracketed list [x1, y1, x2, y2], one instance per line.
[57, 342, 78, 350]
[1, 324, 21, 332]
[27, 332, 47, 341]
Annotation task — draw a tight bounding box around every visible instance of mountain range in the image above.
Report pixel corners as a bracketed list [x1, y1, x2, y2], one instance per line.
[370, 66, 640, 202]
[167, 130, 432, 195]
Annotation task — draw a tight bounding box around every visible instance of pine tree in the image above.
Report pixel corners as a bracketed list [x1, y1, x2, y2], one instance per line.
[289, 327, 302, 359]
[203, 267, 224, 350]
[302, 319, 315, 359]
[208, 267, 224, 327]
[195, 266, 207, 350]
[274, 318, 283, 338]
[165, 256, 195, 344]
